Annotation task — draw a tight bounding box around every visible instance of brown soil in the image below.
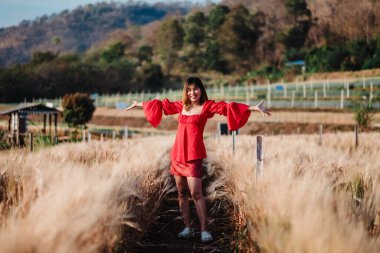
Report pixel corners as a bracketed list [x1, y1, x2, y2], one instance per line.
[124, 164, 237, 253]
[2, 107, 379, 138]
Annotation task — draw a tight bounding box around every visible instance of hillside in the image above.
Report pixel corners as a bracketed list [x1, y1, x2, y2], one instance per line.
[0, 1, 190, 67]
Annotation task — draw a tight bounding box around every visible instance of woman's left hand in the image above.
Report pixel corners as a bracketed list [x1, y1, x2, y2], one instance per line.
[250, 101, 271, 117]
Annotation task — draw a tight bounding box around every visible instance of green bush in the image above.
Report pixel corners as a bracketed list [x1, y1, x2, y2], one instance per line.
[62, 93, 95, 129]
[0, 129, 11, 150]
[353, 98, 375, 128]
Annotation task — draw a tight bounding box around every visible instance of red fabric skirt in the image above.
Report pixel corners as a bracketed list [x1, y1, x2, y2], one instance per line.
[170, 159, 203, 178]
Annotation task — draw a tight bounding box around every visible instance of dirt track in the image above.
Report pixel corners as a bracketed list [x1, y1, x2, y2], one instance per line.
[90, 108, 380, 135]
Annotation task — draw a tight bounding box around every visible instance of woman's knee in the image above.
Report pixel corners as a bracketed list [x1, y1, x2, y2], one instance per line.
[191, 190, 203, 201]
[178, 187, 188, 199]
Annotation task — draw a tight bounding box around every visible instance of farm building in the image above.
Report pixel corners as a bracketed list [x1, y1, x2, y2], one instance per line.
[0, 103, 61, 146]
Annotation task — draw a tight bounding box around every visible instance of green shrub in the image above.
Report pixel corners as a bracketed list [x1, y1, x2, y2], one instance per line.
[353, 98, 375, 128]
[0, 129, 11, 150]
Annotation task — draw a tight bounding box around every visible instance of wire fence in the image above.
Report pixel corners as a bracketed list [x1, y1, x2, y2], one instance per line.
[13, 76, 380, 110]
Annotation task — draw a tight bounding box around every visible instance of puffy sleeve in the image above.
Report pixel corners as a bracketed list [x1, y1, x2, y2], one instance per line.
[208, 101, 251, 131]
[143, 98, 182, 128]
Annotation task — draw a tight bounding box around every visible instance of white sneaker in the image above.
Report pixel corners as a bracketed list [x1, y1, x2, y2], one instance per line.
[201, 231, 213, 243]
[178, 227, 195, 238]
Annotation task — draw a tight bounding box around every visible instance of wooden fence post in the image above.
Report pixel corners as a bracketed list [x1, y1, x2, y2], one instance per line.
[232, 131, 236, 155]
[112, 130, 116, 141]
[124, 126, 128, 141]
[340, 90, 344, 109]
[29, 132, 33, 152]
[87, 131, 92, 143]
[256, 136, 264, 180]
[355, 125, 359, 148]
[82, 130, 86, 142]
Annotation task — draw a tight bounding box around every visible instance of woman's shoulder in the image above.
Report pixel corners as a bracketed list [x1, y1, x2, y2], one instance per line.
[203, 100, 215, 105]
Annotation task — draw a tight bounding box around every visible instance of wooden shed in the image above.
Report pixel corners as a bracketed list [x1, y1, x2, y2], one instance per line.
[0, 103, 61, 146]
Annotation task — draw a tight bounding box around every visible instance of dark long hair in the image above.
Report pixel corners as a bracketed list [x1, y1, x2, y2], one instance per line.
[182, 77, 209, 111]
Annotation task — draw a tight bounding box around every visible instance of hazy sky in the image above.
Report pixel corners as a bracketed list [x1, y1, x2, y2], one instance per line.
[0, 0, 220, 28]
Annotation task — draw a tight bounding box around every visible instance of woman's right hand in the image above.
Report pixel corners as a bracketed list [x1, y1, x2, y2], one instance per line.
[124, 101, 142, 111]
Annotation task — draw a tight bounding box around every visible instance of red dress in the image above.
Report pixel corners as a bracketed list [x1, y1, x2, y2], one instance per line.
[143, 99, 251, 178]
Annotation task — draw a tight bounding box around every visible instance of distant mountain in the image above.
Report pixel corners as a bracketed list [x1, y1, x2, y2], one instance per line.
[0, 1, 190, 67]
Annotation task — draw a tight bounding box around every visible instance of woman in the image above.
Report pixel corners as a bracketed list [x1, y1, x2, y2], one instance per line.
[125, 77, 271, 243]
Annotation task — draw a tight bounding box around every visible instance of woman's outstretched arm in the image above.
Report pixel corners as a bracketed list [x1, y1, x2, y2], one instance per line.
[125, 99, 182, 128]
[124, 101, 142, 111]
[249, 101, 271, 118]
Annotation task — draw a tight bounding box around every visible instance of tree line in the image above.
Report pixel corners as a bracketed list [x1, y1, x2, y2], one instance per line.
[1, 1, 380, 103]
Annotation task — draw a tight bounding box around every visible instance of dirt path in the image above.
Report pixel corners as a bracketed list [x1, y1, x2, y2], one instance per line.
[131, 163, 236, 253]
[91, 108, 380, 133]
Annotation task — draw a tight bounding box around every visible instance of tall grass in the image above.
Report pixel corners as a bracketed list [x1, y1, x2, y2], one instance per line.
[0, 137, 174, 253]
[207, 132, 380, 252]
[1, 132, 379, 252]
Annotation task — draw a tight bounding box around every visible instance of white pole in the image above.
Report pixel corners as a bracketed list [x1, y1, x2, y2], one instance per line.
[245, 84, 250, 105]
[256, 136, 264, 180]
[370, 82, 373, 104]
[267, 80, 271, 108]
[346, 83, 350, 98]
[82, 130, 86, 142]
[127, 92, 131, 104]
[323, 82, 326, 97]
[87, 131, 91, 143]
[112, 130, 116, 141]
[314, 90, 318, 108]
[303, 83, 306, 98]
[362, 75, 366, 88]
[282, 79, 287, 98]
[170, 89, 174, 101]
[291, 90, 295, 108]
[141, 90, 145, 102]
[340, 89, 344, 109]
[284, 84, 287, 98]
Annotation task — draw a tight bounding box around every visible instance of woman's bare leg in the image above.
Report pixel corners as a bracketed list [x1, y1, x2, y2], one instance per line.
[174, 175, 191, 227]
[187, 177, 207, 231]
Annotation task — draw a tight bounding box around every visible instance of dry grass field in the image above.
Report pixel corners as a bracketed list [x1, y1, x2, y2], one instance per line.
[0, 132, 380, 252]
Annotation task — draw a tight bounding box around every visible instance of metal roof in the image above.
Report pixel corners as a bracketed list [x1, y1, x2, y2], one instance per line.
[0, 103, 62, 115]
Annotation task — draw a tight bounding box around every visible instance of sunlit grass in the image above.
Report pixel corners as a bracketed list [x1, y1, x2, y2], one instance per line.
[1, 132, 379, 252]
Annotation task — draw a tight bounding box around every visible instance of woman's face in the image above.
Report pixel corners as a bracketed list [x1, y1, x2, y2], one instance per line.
[187, 84, 201, 104]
